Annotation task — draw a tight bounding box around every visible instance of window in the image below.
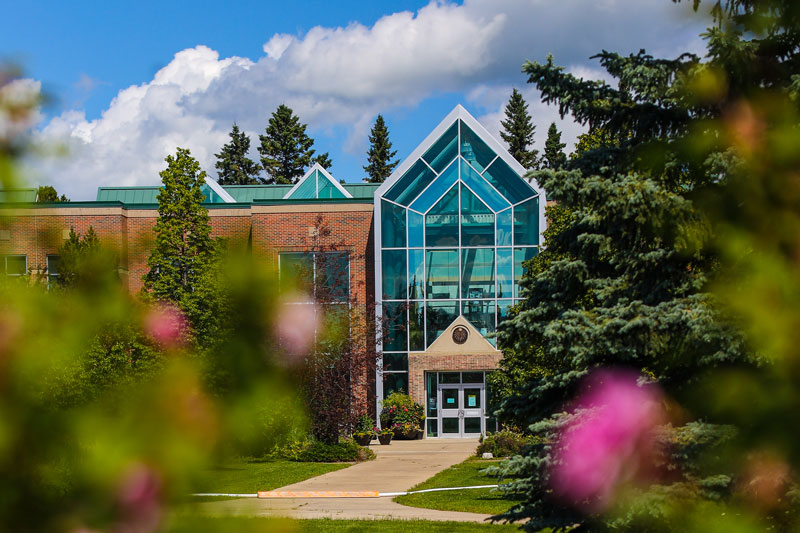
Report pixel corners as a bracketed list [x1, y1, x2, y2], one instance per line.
[379, 112, 541, 351]
[3, 255, 26, 276]
[278, 251, 350, 302]
[47, 255, 60, 288]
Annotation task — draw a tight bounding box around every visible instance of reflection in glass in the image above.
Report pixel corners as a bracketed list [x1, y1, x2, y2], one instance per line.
[382, 301, 407, 351]
[423, 121, 459, 173]
[426, 250, 458, 299]
[461, 248, 495, 299]
[383, 352, 408, 372]
[382, 249, 406, 300]
[514, 197, 539, 245]
[514, 247, 538, 298]
[385, 159, 436, 205]
[409, 301, 425, 351]
[462, 300, 495, 341]
[426, 301, 458, 347]
[496, 208, 512, 246]
[425, 185, 459, 247]
[408, 249, 425, 299]
[383, 372, 408, 397]
[442, 417, 459, 433]
[381, 200, 406, 248]
[460, 158, 509, 212]
[408, 210, 424, 248]
[482, 156, 536, 205]
[496, 248, 513, 299]
[461, 184, 494, 246]
[459, 121, 496, 173]
[410, 158, 458, 213]
[464, 417, 482, 434]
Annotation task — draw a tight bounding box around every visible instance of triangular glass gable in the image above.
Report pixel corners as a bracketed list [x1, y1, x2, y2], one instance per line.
[285, 165, 350, 200]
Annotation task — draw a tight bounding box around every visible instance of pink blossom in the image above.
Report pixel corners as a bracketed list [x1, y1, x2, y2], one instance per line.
[274, 296, 319, 362]
[550, 368, 665, 512]
[144, 304, 187, 348]
[116, 463, 162, 533]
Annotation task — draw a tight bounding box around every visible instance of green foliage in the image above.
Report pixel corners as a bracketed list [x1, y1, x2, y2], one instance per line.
[54, 227, 118, 289]
[363, 114, 398, 183]
[214, 123, 261, 185]
[354, 413, 375, 434]
[476, 428, 534, 458]
[295, 440, 375, 463]
[36, 185, 68, 202]
[258, 104, 328, 184]
[142, 147, 222, 344]
[542, 122, 567, 170]
[499, 88, 539, 169]
[196, 459, 348, 494]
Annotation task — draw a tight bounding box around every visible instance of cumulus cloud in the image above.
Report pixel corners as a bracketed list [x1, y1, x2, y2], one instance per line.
[31, 0, 707, 199]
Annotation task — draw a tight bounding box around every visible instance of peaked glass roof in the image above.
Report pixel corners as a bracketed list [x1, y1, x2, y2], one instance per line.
[284, 165, 352, 200]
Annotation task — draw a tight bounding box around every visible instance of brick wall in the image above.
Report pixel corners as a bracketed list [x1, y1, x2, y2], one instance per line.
[407, 352, 503, 405]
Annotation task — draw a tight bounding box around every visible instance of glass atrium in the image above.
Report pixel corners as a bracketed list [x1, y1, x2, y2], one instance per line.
[376, 112, 542, 397]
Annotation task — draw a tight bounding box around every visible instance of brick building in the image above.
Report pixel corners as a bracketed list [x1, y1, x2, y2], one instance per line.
[0, 105, 545, 438]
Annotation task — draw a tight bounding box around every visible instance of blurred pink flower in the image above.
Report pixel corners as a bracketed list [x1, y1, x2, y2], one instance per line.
[116, 463, 162, 533]
[274, 296, 319, 362]
[144, 304, 187, 348]
[551, 368, 665, 512]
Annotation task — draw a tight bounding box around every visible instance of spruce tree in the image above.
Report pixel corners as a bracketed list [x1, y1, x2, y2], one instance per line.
[258, 105, 330, 184]
[541, 122, 567, 170]
[214, 124, 261, 185]
[500, 89, 539, 169]
[492, 13, 762, 530]
[363, 115, 398, 183]
[143, 148, 215, 304]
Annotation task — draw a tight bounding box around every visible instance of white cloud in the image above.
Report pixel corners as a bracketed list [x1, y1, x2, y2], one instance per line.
[31, 0, 707, 199]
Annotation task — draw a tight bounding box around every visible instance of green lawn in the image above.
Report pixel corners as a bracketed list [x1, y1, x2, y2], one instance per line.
[394, 457, 523, 516]
[195, 458, 350, 494]
[167, 516, 520, 532]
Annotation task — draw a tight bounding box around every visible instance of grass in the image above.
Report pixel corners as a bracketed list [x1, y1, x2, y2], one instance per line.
[194, 458, 350, 494]
[394, 457, 523, 515]
[167, 516, 520, 532]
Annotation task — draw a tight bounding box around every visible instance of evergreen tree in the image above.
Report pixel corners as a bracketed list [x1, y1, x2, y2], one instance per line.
[143, 148, 215, 307]
[258, 105, 329, 184]
[541, 122, 567, 170]
[491, 11, 764, 529]
[214, 124, 261, 185]
[36, 185, 68, 202]
[363, 115, 398, 183]
[500, 89, 539, 169]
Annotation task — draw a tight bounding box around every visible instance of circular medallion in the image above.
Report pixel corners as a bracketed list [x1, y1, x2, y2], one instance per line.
[452, 325, 469, 345]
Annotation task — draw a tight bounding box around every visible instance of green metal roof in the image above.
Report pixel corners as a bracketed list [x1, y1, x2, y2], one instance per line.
[0, 188, 37, 203]
[96, 182, 379, 205]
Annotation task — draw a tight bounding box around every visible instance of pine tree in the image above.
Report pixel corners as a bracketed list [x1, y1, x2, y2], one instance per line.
[143, 148, 215, 303]
[542, 122, 567, 170]
[363, 115, 398, 183]
[258, 105, 329, 184]
[36, 185, 68, 202]
[214, 124, 261, 185]
[500, 89, 539, 169]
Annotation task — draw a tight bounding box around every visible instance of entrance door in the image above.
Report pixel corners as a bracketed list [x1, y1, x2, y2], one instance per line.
[438, 384, 484, 438]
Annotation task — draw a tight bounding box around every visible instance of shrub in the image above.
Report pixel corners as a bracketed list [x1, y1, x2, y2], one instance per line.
[295, 440, 375, 462]
[380, 392, 424, 429]
[476, 427, 533, 458]
[353, 413, 374, 436]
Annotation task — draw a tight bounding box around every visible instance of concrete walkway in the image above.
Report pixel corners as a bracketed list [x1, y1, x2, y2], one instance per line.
[198, 438, 495, 522]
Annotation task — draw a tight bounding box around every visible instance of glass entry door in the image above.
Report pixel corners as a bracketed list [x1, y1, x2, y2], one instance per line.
[438, 384, 484, 438]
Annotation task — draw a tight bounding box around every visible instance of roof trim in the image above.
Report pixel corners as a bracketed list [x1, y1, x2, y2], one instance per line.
[204, 176, 236, 203]
[283, 163, 353, 200]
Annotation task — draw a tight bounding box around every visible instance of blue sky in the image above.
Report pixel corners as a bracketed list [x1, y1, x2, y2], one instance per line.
[3, 0, 708, 200]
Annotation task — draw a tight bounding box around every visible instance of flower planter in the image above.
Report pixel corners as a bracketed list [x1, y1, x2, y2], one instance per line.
[353, 434, 373, 446]
[378, 434, 392, 445]
[393, 428, 421, 440]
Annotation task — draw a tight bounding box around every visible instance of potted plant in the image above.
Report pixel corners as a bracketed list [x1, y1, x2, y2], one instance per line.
[352, 413, 375, 446]
[379, 392, 425, 440]
[377, 426, 393, 445]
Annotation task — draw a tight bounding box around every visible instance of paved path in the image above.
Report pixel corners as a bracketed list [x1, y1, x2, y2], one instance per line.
[198, 438, 495, 522]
